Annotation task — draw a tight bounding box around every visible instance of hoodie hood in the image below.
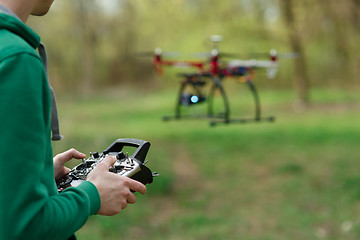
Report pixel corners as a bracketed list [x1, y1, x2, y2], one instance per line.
[0, 8, 40, 49]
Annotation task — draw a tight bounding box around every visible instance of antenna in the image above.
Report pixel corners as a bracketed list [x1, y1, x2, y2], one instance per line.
[210, 35, 222, 50]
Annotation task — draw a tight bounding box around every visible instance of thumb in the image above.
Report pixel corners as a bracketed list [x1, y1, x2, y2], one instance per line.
[64, 167, 71, 175]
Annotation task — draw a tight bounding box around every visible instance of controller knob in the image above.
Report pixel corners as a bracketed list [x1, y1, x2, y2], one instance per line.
[117, 152, 126, 160]
[93, 152, 99, 158]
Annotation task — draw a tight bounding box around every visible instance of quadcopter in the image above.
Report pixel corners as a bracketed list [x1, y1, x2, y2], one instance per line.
[140, 35, 296, 126]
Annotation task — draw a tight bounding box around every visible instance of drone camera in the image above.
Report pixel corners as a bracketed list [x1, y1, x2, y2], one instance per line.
[180, 93, 206, 106]
[191, 95, 200, 103]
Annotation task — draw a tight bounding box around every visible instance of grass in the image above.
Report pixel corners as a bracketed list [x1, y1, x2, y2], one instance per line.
[52, 85, 360, 240]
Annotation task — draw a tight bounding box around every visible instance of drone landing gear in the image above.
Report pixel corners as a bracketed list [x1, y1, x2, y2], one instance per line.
[162, 74, 275, 126]
[209, 80, 275, 126]
[162, 114, 225, 121]
[209, 116, 275, 126]
[162, 74, 230, 123]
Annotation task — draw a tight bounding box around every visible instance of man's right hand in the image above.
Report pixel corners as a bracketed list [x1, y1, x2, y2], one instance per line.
[86, 155, 147, 216]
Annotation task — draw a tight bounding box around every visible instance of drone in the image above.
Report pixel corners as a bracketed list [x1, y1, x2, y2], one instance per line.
[140, 35, 296, 126]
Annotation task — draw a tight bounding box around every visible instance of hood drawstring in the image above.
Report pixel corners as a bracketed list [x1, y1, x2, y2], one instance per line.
[38, 43, 63, 141]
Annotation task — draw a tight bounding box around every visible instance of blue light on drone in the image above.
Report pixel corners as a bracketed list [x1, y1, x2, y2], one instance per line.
[190, 95, 199, 103]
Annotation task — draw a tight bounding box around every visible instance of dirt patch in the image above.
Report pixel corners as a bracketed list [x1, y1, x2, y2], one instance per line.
[147, 144, 203, 226]
[171, 144, 202, 191]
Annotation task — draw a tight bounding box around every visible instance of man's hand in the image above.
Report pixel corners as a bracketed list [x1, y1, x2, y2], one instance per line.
[53, 148, 86, 181]
[86, 155, 147, 216]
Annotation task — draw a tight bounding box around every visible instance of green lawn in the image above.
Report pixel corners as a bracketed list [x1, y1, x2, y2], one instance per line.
[52, 86, 360, 240]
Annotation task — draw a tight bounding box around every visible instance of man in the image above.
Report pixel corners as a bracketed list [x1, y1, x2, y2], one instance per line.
[0, 0, 147, 239]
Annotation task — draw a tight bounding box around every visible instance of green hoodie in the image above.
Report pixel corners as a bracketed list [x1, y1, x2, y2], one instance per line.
[0, 10, 100, 240]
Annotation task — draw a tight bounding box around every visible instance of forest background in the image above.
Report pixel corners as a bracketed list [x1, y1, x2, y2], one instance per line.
[28, 0, 360, 103]
[25, 0, 360, 239]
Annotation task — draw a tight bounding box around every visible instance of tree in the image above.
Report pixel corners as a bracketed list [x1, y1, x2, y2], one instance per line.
[280, 0, 310, 108]
[73, 0, 100, 94]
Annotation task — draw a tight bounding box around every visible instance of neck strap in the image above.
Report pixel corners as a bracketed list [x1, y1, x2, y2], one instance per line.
[38, 43, 63, 141]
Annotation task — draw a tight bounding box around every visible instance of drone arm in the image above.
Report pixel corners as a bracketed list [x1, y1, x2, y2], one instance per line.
[153, 59, 204, 75]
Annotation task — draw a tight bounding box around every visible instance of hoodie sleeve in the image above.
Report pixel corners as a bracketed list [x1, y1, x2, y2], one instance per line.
[0, 51, 100, 240]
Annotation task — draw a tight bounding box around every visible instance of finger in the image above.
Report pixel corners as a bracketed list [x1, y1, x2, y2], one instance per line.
[66, 148, 86, 159]
[127, 192, 137, 204]
[55, 148, 86, 164]
[128, 179, 147, 194]
[98, 155, 117, 169]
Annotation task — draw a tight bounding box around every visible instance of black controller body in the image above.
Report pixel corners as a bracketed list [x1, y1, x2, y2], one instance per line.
[56, 138, 156, 192]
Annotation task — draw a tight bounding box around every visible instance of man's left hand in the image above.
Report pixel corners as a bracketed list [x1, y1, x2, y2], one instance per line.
[53, 148, 86, 180]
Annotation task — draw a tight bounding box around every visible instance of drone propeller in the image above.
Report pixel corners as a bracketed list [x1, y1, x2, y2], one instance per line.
[136, 51, 157, 57]
[276, 52, 300, 59]
[227, 59, 278, 68]
[136, 48, 181, 58]
[208, 35, 223, 49]
[227, 59, 279, 79]
[252, 49, 299, 60]
[191, 51, 240, 59]
[210, 35, 223, 43]
[192, 35, 247, 59]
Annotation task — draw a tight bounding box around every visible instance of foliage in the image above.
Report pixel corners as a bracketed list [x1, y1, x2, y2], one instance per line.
[27, 0, 360, 96]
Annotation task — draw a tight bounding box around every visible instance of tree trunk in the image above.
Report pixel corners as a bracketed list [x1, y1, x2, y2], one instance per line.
[280, 0, 310, 109]
[75, 0, 99, 95]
